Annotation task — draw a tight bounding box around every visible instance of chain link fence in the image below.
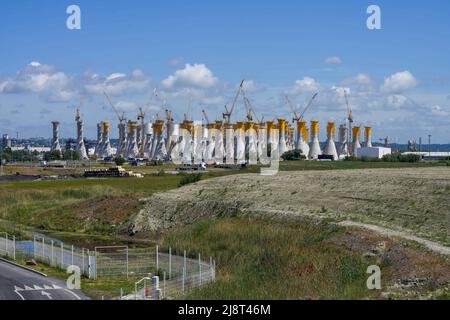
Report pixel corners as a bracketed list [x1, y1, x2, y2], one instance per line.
[0, 232, 94, 278]
[1, 232, 216, 299]
[96, 246, 216, 300]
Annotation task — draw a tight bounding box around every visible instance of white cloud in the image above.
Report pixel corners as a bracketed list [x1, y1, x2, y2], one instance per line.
[288, 77, 319, 95]
[162, 63, 218, 89]
[0, 62, 76, 102]
[84, 69, 150, 96]
[323, 56, 342, 65]
[381, 71, 418, 93]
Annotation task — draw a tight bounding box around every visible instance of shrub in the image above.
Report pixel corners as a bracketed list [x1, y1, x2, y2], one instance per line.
[63, 150, 81, 161]
[178, 173, 202, 187]
[383, 153, 421, 163]
[44, 150, 62, 161]
[114, 157, 126, 166]
[281, 149, 304, 161]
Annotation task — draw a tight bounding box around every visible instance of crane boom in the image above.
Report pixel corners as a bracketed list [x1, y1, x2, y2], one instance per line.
[243, 96, 254, 122]
[104, 91, 125, 122]
[202, 110, 210, 124]
[298, 92, 318, 120]
[223, 80, 244, 123]
[285, 95, 299, 121]
[344, 90, 353, 123]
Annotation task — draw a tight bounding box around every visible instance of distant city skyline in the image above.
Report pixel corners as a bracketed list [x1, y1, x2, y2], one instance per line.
[0, 1, 450, 142]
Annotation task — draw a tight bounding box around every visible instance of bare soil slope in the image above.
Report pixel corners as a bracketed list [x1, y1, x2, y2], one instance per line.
[129, 167, 450, 246]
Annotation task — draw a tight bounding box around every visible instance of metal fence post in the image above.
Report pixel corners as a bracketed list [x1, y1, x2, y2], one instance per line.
[144, 278, 147, 300]
[163, 271, 166, 299]
[126, 247, 129, 279]
[169, 247, 172, 279]
[213, 259, 216, 282]
[71, 245, 74, 266]
[82, 248, 85, 275]
[184, 250, 187, 276]
[5, 233, 8, 257]
[51, 241, 54, 266]
[12, 235, 16, 260]
[198, 253, 202, 286]
[60, 242, 64, 269]
[156, 245, 159, 274]
[42, 237, 45, 260]
[182, 267, 185, 294]
[33, 236, 36, 259]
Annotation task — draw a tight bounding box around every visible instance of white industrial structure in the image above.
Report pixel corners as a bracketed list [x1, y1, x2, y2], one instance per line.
[323, 122, 338, 160]
[308, 120, 322, 160]
[75, 109, 88, 159]
[51, 121, 62, 153]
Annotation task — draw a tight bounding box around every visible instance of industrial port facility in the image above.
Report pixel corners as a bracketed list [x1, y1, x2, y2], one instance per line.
[43, 82, 390, 166]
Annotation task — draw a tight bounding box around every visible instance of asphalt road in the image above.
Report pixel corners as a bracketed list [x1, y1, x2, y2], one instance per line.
[0, 259, 88, 300]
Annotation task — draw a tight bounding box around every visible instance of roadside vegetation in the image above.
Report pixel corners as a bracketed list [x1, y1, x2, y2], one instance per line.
[164, 217, 450, 299]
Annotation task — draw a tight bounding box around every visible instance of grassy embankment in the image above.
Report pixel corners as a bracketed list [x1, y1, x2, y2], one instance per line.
[164, 217, 450, 300]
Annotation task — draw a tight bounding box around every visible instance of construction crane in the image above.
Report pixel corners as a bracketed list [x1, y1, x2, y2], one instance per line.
[184, 95, 193, 122]
[104, 91, 126, 124]
[243, 96, 255, 122]
[202, 109, 211, 125]
[379, 137, 391, 147]
[344, 89, 353, 155]
[166, 109, 174, 123]
[75, 96, 85, 122]
[286, 92, 318, 123]
[137, 88, 158, 158]
[285, 95, 299, 123]
[223, 80, 245, 124]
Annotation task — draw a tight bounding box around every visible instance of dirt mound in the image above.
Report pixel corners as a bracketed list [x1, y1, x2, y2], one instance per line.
[128, 167, 450, 246]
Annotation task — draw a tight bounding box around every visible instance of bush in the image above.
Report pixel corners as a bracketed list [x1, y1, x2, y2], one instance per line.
[178, 173, 202, 187]
[383, 153, 421, 163]
[63, 150, 81, 161]
[114, 157, 126, 166]
[399, 154, 421, 163]
[281, 149, 305, 161]
[44, 150, 62, 161]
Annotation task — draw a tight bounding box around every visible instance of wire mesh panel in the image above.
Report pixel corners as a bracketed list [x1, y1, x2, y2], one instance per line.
[95, 246, 129, 279]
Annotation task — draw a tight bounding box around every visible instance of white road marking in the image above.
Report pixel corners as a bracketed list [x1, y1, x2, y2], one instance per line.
[64, 288, 82, 300]
[24, 285, 33, 291]
[14, 290, 25, 300]
[14, 285, 23, 291]
[33, 285, 43, 290]
[43, 284, 53, 290]
[41, 290, 53, 300]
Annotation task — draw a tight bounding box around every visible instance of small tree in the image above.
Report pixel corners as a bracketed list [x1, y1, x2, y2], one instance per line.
[281, 149, 304, 161]
[44, 150, 62, 161]
[114, 157, 126, 166]
[63, 150, 81, 161]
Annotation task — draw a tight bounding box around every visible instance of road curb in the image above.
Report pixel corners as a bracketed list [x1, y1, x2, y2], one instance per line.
[0, 257, 48, 277]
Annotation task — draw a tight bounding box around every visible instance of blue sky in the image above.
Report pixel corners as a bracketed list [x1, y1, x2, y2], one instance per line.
[1, 0, 450, 142]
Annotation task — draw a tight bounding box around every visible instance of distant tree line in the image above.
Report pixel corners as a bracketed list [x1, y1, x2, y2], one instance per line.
[0, 148, 81, 162]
